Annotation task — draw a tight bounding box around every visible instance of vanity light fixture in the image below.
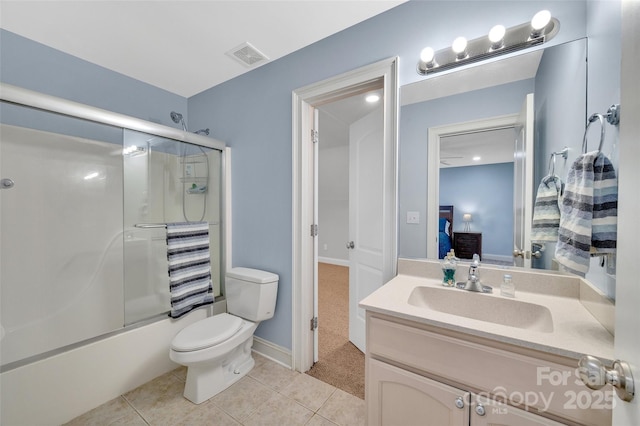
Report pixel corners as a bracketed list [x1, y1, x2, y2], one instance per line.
[417, 10, 559, 76]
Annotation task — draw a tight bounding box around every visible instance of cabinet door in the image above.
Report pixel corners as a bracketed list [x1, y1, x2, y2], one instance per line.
[368, 358, 470, 426]
[471, 395, 565, 426]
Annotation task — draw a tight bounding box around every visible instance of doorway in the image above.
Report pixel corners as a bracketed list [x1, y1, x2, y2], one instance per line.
[291, 58, 399, 379]
[303, 96, 384, 398]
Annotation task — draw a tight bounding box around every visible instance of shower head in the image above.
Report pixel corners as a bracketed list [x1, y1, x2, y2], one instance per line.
[170, 111, 183, 123]
[170, 111, 188, 131]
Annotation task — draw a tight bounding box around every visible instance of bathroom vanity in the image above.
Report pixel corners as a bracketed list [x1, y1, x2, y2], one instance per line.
[360, 259, 615, 426]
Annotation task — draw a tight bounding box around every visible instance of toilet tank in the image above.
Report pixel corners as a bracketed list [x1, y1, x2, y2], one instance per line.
[225, 267, 278, 322]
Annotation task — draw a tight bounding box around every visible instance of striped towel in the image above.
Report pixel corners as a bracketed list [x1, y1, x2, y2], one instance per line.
[166, 222, 214, 318]
[591, 152, 618, 253]
[555, 151, 617, 276]
[531, 175, 563, 242]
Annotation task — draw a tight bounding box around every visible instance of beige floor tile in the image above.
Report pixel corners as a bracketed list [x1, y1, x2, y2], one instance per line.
[252, 351, 269, 367]
[305, 414, 340, 426]
[123, 371, 198, 425]
[317, 389, 365, 426]
[64, 396, 138, 426]
[210, 376, 276, 422]
[109, 411, 149, 426]
[248, 357, 299, 391]
[242, 392, 314, 426]
[174, 400, 242, 426]
[170, 365, 188, 381]
[280, 373, 337, 411]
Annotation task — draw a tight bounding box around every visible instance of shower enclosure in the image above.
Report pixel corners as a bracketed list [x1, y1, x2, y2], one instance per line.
[0, 84, 225, 370]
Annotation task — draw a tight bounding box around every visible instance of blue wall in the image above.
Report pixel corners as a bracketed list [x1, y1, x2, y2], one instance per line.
[440, 163, 514, 258]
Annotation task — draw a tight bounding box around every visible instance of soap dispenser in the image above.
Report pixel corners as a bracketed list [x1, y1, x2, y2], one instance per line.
[441, 249, 457, 287]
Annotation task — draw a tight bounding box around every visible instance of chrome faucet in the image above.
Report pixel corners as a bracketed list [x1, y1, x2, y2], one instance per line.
[464, 254, 484, 292]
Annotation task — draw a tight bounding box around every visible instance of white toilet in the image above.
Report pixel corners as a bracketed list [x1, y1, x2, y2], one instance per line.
[169, 267, 278, 404]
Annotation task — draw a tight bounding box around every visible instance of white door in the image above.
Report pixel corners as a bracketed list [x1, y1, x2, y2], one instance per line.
[348, 106, 384, 353]
[612, 1, 640, 422]
[513, 93, 535, 268]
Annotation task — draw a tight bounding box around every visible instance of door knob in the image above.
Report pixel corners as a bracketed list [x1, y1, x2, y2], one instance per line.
[578, 355, 635, 402]
[513, 249, 524, 258]
[346, 241, 355, 249]
[1, 178, 14, 189]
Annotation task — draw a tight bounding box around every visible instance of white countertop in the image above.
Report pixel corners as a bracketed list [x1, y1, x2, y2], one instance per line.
[360, 273, 615, 362]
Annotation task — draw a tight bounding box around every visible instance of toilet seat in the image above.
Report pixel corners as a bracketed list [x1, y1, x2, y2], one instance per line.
[171, 313, 244, 352]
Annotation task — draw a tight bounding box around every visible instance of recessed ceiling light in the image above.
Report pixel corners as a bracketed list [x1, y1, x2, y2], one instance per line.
[473, 156, 481, 161]
[365, 94, 380, 103]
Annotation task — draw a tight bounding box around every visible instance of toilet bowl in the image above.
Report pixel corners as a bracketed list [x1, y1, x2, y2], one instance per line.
[169, 267, 278, 404]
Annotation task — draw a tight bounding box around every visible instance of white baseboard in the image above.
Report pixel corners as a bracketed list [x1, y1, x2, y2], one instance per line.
[252, 336, 292, 369]
[317, 257, 349, 267]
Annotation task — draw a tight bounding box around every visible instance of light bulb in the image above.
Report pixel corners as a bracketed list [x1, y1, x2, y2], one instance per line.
[488, 25, 506, 48]
[452, 37, 467, 54]
[531, 10, 551, 32]
[365, 94, 380, 103]
[452, 36, 468, 59]
[420, 47, 435, 64]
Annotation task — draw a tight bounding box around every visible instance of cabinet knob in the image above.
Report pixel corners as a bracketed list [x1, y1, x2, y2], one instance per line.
[454, 396, 465, 409]
[475, 403, 486, 416]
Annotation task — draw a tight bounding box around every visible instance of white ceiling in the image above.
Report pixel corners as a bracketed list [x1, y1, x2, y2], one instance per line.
[0, 1, 404, 98]
[440, 128, 516, 168]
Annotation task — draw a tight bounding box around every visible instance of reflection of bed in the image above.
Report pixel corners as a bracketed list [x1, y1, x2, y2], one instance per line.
[439, 205, 454, 259]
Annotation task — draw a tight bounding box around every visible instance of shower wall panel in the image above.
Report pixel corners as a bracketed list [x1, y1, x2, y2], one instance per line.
[0, 124, 124, 367]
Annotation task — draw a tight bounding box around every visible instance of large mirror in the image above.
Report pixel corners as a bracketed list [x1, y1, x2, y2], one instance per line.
[399, 39, 589, 272]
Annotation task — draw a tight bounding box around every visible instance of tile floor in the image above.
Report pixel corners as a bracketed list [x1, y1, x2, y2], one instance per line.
[65, 353, 365, 426]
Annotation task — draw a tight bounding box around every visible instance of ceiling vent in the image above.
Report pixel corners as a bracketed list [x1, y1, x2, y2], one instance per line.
[225, 42, 270, 68]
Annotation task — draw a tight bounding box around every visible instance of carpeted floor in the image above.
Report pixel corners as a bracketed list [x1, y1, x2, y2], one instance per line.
[305, 263, 365, 400]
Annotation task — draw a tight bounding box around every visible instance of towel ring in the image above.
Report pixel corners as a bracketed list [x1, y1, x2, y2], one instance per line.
[582, 113, 605, 154]
[548, 153, 557, 176]
[547, 147, 568, 177]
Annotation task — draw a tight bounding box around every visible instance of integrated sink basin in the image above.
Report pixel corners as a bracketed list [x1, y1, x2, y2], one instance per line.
[407, 286, 554, 333]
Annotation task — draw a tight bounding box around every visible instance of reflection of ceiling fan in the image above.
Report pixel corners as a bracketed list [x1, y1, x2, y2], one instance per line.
[440, 155, 463, 165]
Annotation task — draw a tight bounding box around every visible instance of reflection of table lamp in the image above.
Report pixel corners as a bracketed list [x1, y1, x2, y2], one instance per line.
[463, 213, 472, 231]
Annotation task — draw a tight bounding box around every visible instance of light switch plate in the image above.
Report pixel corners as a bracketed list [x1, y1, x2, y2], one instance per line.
[407, 211, 420, 224]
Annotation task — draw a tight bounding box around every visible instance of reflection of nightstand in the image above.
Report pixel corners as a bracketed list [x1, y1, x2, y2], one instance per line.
[453, 232, 482, 259]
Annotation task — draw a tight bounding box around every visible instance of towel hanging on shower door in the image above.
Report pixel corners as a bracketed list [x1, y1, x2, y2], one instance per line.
[166, 221, 214, 318]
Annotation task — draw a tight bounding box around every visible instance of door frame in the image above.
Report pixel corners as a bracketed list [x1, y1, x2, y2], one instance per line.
[426, 114, 518, 260]
[291, 57, 399, 373]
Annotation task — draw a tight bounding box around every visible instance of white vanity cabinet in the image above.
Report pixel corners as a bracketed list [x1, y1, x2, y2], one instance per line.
[365, 312, 612, 426]
[369, 358, 561, 425]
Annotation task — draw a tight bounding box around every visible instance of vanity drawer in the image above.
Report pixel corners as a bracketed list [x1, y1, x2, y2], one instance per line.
[367, 314, 612, 426]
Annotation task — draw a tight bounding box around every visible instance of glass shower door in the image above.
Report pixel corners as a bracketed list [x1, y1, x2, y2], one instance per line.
[123, 130, 222, 325]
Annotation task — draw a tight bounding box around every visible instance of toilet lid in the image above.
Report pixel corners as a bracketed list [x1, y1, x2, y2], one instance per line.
[171, 313, 244, 352]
